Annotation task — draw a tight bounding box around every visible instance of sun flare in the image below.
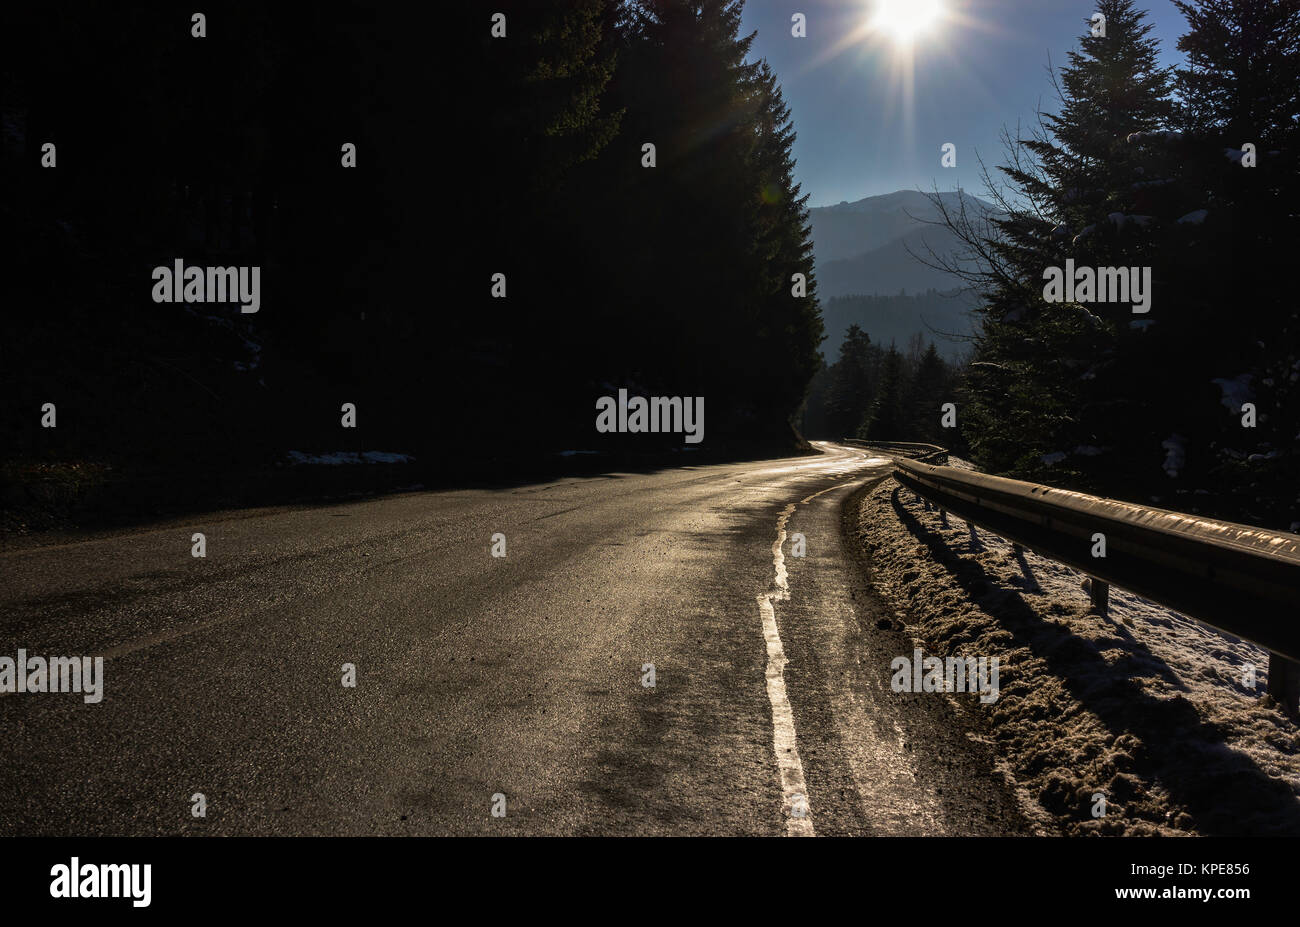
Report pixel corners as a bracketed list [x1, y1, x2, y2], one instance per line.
[872, 0, 945, 44]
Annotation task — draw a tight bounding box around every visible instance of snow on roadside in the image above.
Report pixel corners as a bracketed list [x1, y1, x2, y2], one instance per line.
[850, 477, 1300, 836]
[286, 451, 415, 466]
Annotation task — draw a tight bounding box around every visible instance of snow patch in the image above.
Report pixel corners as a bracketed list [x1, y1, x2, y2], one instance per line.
[851, 481, 1300, 835]
[1161, 434, 1186, 478]
[1126, 130, 1183, 144]
[1108, 212, 1152, 230]
[1211, 374, 1254, 412]
[1247, 450, 1282, 463]
[286, 451, 415, 466]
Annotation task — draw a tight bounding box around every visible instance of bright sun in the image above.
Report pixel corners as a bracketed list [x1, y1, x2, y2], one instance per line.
[872, 0, 945, 43]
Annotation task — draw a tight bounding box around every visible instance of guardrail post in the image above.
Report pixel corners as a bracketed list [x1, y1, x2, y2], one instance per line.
[1268, 653, 1300, 717]
[892, 451, 1300, 687]
[1088, 577, 1109, 617]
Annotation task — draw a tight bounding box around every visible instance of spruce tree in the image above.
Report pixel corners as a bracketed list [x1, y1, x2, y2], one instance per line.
[906, 343, 951, 444]
[860, 347, 906, 441]
[946, 0, 1176, 491]
[592, 0, 824, 444]
[826, 325, 877, 439]
[1174, 0, 1300, 145]
[742, 59, 825, 436]
[1167, 0, 1300, 525]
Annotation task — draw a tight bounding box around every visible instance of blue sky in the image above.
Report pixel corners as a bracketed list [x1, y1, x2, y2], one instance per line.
[740, 0, 1190, 206]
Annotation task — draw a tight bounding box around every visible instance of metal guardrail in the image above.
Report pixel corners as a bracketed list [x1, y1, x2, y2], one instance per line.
[842, 439, 947, 464]
[845, 439, 1300, 714]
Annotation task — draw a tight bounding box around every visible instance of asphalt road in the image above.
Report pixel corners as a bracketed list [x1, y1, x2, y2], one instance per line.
[0, 442, 1028, 835]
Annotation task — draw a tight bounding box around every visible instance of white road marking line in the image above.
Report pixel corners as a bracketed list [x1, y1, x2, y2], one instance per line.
[799, 483, 847, 505]
[757, 501, 815, 836]
[753, 458, 890, 833]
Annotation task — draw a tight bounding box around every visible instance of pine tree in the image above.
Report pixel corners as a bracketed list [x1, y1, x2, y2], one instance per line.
[939, 0, 1177, 490]
[1028, 0, 1174, 230]
[741, 60, 825, 436]
[859, 347, 906, 441]
[589, 0, 824, 444]
[1174, 0, 1300, 145]
[905, 343, 950, 444]
[826, 325, 877, 438]
[1167, 0, 1300, 525]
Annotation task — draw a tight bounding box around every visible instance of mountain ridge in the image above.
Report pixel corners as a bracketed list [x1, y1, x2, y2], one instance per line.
[808, 189, 1001, 360]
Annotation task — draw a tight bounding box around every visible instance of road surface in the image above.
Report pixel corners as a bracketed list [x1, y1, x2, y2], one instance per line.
[0, 442, 1028, 835]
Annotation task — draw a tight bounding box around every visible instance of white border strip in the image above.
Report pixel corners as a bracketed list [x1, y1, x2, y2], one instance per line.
[757, 502, 815, 836]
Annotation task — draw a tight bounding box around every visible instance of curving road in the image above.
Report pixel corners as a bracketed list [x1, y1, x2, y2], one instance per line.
[0, 443, 1028, 835]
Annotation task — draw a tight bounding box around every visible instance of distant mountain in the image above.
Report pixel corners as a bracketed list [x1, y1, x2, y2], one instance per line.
[817, 225, 970, 297]
[809, 189, 1000, 296]
[809, 190, 945, 261]
[808, 190, 1003, 359]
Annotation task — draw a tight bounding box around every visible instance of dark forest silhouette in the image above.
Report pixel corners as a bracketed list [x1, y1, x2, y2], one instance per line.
[2, 0, 1297, 533]
[927, 0, 1299, 527]
[1, 1, 823, 526]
